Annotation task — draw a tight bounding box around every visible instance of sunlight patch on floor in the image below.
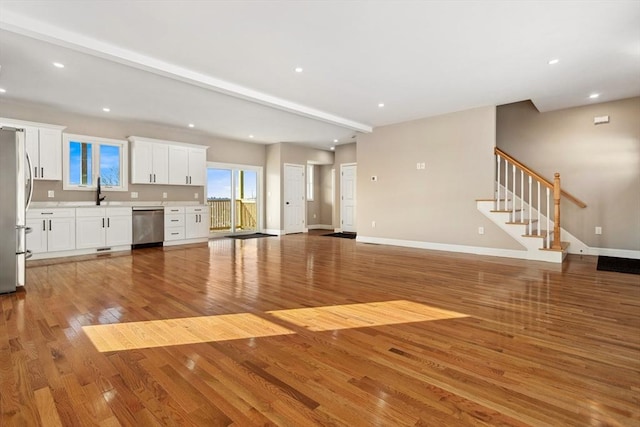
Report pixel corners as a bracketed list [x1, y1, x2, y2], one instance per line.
[82, 313, 295, 352]
[83, 300, 468, 352]
[267, 300, 468, 331]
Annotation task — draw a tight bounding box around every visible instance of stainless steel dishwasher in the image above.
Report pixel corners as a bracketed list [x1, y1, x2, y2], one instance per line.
[132, 207, 164, 248]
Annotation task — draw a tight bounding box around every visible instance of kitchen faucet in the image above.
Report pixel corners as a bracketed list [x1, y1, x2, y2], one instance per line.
[96, 177, 106, 206]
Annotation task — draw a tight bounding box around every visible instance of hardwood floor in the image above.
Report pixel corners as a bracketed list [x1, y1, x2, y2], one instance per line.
[2, 233, 639, 426]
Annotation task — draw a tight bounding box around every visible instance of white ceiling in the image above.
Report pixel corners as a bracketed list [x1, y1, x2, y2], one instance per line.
[0, 1, 639, 149]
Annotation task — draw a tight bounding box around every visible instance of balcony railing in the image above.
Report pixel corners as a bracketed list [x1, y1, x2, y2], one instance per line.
[208, 199, 257, 231]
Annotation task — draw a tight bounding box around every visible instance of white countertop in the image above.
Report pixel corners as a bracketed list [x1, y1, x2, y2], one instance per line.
[30, 201, 204, 208]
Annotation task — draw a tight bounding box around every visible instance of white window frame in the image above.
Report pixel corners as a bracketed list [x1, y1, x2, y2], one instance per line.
[307, 164, 315, 201]
[62, 133, 129, 191]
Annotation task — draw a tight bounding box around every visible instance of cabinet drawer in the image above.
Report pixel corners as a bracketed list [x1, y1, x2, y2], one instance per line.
[164, 227, 184, 241]
[76, 207, 106, 217]
[27, 208, 75, 218]
[186, 205, 207, 214]
[164, 206, 184, 215]
[165, 214, 184, 226]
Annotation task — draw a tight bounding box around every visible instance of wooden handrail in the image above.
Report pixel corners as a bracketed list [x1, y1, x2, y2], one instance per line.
[494, 148, 587, 208]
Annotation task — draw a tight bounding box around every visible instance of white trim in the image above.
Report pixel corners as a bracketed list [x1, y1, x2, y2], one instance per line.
[28, 245, 131, 260]
[163, 237, 208, 247]
[0, 117, 66, 131]
[588, 247, 640, 259]
[263, 228, 285, 236]
[307, 224, 334, 230]
[356, 235, 564, 263]
[0, 11, 372, 134]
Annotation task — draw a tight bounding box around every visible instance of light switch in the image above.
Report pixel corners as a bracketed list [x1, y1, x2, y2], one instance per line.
[162, 192, 167, 199]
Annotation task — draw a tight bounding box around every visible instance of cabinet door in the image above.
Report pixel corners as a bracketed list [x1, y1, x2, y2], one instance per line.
[26, 218, 48, 254]
[168, 146, 189, 185]
[106, 215, 132, 246]
[49, 217, 76, 251]
[25, 127, 40, 179]
[185, 213, 198, 238]
[131, 140, 153, 184]
[75, 216, 105, 249]
[152, 144, 169, 184]
[38, 128, 62, 180]
[188, 148, 206, 186]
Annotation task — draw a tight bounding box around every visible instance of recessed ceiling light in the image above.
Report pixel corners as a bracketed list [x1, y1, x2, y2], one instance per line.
[102, 107, 110, 112]
[333, 139, 338, 143]
[0, 88, 6, 93]
[330, 146, 335, 151]
[53, 62, 65, 68]
[589, 93, 600, 99]
[249, 134, 254, 138]
[188, 123, 195, 128]
[378, 103, 385, 108]
[294, 67, 303, 73]
[548, 59, 560, 65]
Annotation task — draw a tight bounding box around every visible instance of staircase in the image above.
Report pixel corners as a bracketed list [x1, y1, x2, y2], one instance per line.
[477, 148, 587, 263]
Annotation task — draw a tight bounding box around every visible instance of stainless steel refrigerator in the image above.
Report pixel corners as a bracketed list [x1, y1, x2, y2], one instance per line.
[0, 127, 33, 293]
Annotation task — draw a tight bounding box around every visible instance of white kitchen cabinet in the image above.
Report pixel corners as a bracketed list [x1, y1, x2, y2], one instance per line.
[76, 207, 132, 249]
[26, 209, 76, 254]
[0, 118, 65, 181]
[185, 206, 209, 239]
[168, 146, 206, 186]
[164, 207, 185, 241]
[129, 137, 169, 184]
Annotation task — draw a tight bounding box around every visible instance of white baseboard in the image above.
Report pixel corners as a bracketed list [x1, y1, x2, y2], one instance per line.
[354, 235, 567, 262]
[163, 237, 208, 247]
[263, 228, 285, 236]
[588, 247, 640, 259]
[307, 224, 334, 230]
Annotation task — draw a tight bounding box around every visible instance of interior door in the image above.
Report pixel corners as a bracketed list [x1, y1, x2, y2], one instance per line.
[284, 164, 305, 234]
[341, 164, 357, 233]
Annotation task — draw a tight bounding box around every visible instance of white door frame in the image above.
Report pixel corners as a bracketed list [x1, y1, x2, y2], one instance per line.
[340, 163, 357, 233]
[206, 162, 264, 235]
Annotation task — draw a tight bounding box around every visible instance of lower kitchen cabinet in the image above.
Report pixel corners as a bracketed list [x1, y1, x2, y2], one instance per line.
[26, 208, 76, 254]
[186, 206, 209, 239]
[76, 207, 132, 249]
[164, 205, 209, 245]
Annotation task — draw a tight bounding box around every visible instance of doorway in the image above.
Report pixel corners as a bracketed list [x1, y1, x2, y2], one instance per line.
[284, 163, 305, 234]
[340, 163, 357, 233]
[207, 163, 261, 235]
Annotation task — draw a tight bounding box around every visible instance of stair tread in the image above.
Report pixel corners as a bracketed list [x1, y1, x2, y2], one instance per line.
[505, 220, 538, 225]
[476, 198, 512, 202]
[490, 209, 523, 213]
[539, 242, 570, 252]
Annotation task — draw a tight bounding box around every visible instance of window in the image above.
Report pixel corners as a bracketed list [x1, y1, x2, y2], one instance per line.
[307, 164, 314, 201]
[63, 134, 128, 191]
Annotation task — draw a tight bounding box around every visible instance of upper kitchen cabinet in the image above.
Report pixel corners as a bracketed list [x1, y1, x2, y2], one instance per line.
[0, 118, 66, 180]
[129, 136, 207, 186]
[129, 137, 169, 184]
[168, 145, 206, 186]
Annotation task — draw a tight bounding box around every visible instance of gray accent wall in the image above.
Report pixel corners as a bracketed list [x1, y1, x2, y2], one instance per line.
[497, 98, 640, 251]
[356, 106, 521, 249]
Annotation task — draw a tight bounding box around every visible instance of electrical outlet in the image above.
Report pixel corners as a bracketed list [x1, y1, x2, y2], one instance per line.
[420, 162, 426, 170]
[478, 226, 485, 235]
[313, 213, 317, 218]
[162, 192, 167, 199]
[194, 192, 199, 199]
[372, 220, 376, 228]
[416, 163, 421, 170]
[595, 226, 602, 235]
[131, 192, 138, 199]
[47, 190, 55, 198]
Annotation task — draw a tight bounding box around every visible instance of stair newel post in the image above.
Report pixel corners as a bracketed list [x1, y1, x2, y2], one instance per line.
[553, 173, 561, 250]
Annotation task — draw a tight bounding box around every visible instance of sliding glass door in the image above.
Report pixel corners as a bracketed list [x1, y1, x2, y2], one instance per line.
[207, 163, 261, 235]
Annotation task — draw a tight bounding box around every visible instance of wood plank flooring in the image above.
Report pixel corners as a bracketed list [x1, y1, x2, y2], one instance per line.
[1, 233, 639, 426]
